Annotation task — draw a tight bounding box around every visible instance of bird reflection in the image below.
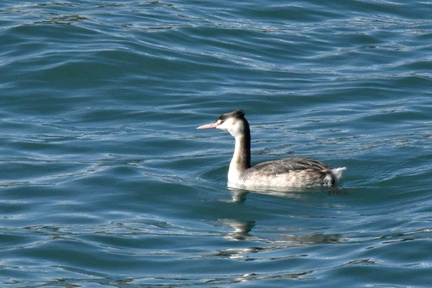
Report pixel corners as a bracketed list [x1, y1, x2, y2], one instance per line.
[210, 219, 259, 260]
[208, 212, 343, 264]
[219, 218, 342, 246]
[228, 187, 316, 203]
[219, 218, 255, 241]
[228, 187, 348, 203]
[205, 186, 348, 266]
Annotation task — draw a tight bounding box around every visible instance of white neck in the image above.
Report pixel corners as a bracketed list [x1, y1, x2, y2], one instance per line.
[228, 134, 251, 184]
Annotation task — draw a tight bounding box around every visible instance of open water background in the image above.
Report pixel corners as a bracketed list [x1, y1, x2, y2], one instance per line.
[1, 0, 432, 287]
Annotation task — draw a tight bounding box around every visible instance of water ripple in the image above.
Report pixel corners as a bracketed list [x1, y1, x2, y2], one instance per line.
[1, 0, 432, 287]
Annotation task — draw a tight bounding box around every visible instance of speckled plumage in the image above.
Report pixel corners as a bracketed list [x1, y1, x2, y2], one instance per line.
[238, 158, 335, 188]
[197, 110, 346, 190]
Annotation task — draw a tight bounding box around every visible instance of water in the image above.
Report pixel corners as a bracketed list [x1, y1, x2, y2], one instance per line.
[1, 0, 432, 287]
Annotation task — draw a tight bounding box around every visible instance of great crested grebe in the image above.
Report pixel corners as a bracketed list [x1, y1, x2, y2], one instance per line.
[197, 110, 345, 189]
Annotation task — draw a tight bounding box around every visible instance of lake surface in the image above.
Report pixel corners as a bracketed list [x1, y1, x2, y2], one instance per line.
[1, 0, 432, 287]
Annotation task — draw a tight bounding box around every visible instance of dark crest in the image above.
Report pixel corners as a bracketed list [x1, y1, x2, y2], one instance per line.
[218, 110, 245, 121]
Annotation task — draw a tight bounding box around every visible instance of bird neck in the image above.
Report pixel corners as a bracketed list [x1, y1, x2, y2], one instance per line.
[229, 122, 251, 178]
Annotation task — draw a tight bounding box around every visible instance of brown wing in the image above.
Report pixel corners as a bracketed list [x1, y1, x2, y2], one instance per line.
[248, 157, 332, 176]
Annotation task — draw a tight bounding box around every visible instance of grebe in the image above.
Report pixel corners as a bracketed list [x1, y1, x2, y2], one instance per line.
[197, 110, 345, 189]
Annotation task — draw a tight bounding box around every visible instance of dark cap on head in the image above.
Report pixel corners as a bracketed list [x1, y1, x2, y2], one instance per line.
[219, 110, 245, 121]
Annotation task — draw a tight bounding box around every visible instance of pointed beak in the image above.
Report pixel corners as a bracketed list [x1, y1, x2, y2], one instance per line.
[197, 122, 218, 129]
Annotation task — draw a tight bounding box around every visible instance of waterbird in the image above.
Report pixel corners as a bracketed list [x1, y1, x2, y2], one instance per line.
[197, 110, 346, 190]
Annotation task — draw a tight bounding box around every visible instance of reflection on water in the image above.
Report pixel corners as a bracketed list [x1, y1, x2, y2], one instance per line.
[219, 218, 343, 245]
[210, 217, 342, 261]
[228, 187, 348, 203]
[220, 219, 255, 241]
[215, 188, 345, 262]
[229, 188, 312, 203]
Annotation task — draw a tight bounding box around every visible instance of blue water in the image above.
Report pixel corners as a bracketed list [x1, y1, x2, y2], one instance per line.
[1, 0, 432, 287]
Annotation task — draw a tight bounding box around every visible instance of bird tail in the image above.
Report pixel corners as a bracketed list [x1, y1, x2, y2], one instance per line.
[331, 167, 346, 182]
[322, 167, 346, 187]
